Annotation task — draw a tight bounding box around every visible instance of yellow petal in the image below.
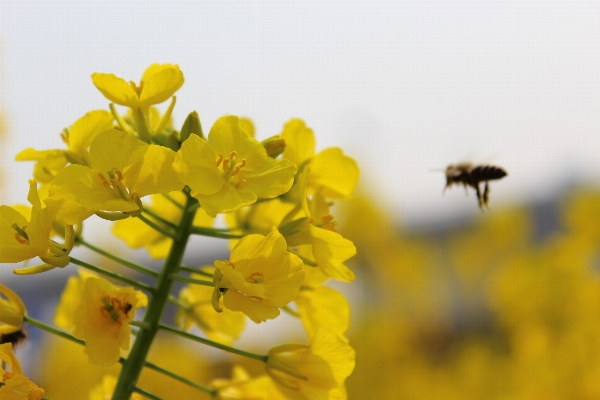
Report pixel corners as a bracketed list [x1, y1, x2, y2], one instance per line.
[91, 73, 139, 108]
[309, 147, 360, 200]
[139, 64, 184, 109]
[223, 290, 279, 323]
[296, 287, 350, 337]
[68, 110, 114, 155]
[281, 118, 316, 166]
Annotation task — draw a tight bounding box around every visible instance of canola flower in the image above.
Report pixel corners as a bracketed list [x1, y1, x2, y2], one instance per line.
[0, 63, 358, 399]
[0, 343, 44, 399]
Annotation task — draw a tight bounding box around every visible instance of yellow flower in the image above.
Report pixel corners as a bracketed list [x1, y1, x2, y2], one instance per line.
[295, 286, 350, 338]
[281, 119, 359, 201]
[89, 375, 143, 400]
[15, 110, 114, 184]
[54, 269, 97, 330]
[0, 343, 44, 400]
[213, 228, 304, 323]
[112, 192, 213, 259]
[175, 271, 246, 345]
[265, 330, 355, 400]
[211, 365, 282, 400]
[91, 64, 184, 111]
[0, 180, 73, 273]
[46, 129, 183, 224]
[0, 285, 26, 335]
[72, 276, 148, 367]
[173, 116, 297, 217]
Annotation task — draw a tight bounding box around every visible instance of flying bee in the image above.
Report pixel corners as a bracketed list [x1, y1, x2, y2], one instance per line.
[444, 163, 507, 211]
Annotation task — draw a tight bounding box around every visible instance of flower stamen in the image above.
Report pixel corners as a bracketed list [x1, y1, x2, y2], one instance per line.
[11, 223, 29, 244]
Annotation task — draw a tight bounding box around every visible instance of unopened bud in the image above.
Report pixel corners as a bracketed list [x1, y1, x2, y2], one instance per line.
[261, 136, 286, 158]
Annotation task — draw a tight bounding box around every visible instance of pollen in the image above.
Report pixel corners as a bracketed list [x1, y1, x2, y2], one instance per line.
[246, 272, 264, 284]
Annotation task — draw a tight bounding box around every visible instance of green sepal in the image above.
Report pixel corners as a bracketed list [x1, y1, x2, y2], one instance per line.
[180, 111, 204, 142]
[165, 131, 181, 151]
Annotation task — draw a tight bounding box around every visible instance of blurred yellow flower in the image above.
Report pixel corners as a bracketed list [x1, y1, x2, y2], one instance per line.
[295, 286, 350, 338]
[54, 269, 97, 330]
[0, 343, 44, 400]
[214, 228, 304, 323]
[88, 375, 142, 400]
[0, 285, 25, 335]
[266, 329, 355, 400]
[72, 276, 148, 367]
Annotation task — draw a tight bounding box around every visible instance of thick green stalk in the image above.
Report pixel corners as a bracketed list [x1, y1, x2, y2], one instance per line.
[112, 193, 198, 400]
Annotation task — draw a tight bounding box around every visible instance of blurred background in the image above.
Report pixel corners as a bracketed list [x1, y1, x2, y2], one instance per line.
[2, 2, 600, 399]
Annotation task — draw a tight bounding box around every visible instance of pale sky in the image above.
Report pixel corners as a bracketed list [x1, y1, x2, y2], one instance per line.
[2, 2, 600, 225]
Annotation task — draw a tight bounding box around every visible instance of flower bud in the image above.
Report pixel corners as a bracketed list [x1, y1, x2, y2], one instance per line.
[180, 111, 204, 142]
[261, 135, 286, 158]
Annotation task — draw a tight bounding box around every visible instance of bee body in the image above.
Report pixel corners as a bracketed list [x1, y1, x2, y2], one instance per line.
[444, 163, 507, 210]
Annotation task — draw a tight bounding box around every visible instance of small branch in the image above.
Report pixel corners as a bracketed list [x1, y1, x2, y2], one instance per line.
[143, 209, 176, 229]
[169, 274, 214, 287]
[161, 193, 184, 209]
[131, 386, 161, 400]
[159, 324, 268, 363]
[69, 257, 155, 294]
[190, 226, 244, 239]
[137, 214, 176, 239]
[144, 360, 217, 396]
[288, 250, 318, 267]
[23, 315, 85, 346]
[178, 265, 213, 277]
[78, 239, 159, 278]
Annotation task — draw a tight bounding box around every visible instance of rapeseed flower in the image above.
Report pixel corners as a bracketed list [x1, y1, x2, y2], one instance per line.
[213, 228, 304, 323]
[46, 129, 183, 224]
[0, 285, 25, 335]
[72, 276, 148, 367]
[173, 116, 297, 217]
[91, 64, 183, 112]
[0, 180, 73, 274]
[175, 271, 246, 345]
[266, 329, 355, 400]
[281, 119, 359, 201]
[0, 343, 44, 400]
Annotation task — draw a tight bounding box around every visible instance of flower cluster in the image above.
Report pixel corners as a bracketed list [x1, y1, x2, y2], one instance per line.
[2, 63, 358, 399]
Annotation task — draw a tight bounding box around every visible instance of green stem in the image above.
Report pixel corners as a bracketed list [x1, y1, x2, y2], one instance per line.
[169, 274, 214, 286]
[159, 324, 268, 363]
[144, 360, 217, 396]
[143, 209, 176, 229]
[109, 103, 135, 135]
[132, 107, 152, 142]
[131, 386, 161, 400]
[288, 250, 318, 267]
[137, 214, 176, 239]
[190, 226, 244, 239]
[178, 265, 213, 277]
[112, 194, 198, 400]
[161, 193, 183, 209]
[168, 295, 191, 310]
[69, 257, 155, 293]
[78, 239, 159, 278]
[22, 315, 85, 346]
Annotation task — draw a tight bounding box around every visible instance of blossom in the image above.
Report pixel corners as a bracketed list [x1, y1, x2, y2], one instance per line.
[0, 180, 73, 274]
[45, 128, 183, 224]
[213, 228, 304, 323]
[0, 285, 26, 335]
[112, 191, 213, 259]
[175, 271, 246, 345]
[295, 287, 350, 338]
[91, 64, 184, 111]
[211, 365, 281, 400]
[0, 343, 44, 400]
[89, 375, 143, 400]
[54, 269, 97, 330]
[266, 330, 355, 400]
[72, 276, 148, 367]
[173, 116, 297, 217]
[15, 110, 114, 185]
[281, 119, 359, 201]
